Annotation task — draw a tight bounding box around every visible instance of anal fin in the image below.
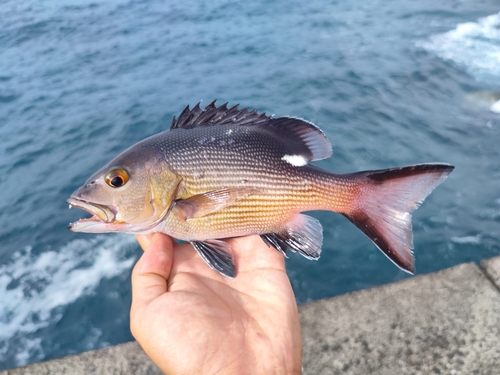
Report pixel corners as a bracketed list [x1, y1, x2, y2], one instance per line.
[261, 214, 323, 260]
[191, 240, 236, 278]
[260, 233, 289, 258]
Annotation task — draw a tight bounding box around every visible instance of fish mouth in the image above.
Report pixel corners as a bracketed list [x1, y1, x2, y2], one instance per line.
[67, 197, 117, 232]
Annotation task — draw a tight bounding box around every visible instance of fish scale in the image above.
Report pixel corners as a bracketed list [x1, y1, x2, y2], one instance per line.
[68, 101, 453, 278]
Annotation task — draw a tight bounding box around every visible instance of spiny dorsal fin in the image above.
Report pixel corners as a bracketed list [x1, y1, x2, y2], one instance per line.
[170, 100, 271, 129]
[170, 101, 332, 162]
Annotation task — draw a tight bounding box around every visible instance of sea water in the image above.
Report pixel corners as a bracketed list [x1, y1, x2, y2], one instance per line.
[0, 0, 499, 369]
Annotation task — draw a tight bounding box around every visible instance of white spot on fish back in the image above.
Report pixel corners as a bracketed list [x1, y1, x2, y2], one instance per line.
[198, 137, 216, 145]
[281, 154, 308, 167]
[226, 129, 233, 135]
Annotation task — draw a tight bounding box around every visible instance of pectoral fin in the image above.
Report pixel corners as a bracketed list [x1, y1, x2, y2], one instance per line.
[191, 240, 236, 278]
[174, 187, 257, 220]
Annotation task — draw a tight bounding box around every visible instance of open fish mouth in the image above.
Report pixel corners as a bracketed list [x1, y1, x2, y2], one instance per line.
[67, 197, 117, 231]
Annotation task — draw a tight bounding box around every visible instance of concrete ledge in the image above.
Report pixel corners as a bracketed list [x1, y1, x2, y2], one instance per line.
[0, 342, 162, 375]
[2, 257, 500, 375]
[300, 260, 500, 374]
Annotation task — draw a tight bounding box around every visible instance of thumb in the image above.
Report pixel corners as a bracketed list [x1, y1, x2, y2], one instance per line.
[131, 233, 174, 310]
[135, 233, 155, 251]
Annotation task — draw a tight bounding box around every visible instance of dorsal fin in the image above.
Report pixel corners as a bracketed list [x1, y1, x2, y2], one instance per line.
[170, 101, 332, 162]
[170, 100, 271, 129]
[260, 116, 332, 161]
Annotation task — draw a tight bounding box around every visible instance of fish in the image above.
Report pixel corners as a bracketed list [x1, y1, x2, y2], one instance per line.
[67, 101, 454, 278]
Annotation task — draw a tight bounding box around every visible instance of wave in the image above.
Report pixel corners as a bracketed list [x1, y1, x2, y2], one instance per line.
[451, 235, 482, 245]
[0, 235, 137, 367]
[419, 12, 500, 82]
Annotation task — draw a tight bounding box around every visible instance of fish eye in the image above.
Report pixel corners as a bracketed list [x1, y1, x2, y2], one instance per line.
[105, 168, 130, 188]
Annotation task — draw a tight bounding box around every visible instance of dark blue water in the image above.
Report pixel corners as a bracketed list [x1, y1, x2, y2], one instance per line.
[1, 0, 499, 369]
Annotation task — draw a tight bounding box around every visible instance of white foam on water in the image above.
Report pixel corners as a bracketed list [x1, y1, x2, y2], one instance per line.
[0, 234, 137, 366]
[489, 99, 500, 113]
[419, 12, 500, 81]
[451, 235, 482, 245]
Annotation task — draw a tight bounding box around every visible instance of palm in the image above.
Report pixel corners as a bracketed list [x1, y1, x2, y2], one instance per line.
[130, 234, 302, 375]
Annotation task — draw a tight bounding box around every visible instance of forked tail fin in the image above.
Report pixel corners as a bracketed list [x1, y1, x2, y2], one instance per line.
[345, 163, 454, 274]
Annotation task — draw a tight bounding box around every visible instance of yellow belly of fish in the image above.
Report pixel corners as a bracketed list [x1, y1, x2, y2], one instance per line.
[159, 172, 358, 241]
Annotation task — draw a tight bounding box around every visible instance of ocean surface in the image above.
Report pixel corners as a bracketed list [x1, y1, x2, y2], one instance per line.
[1, 0, 499, 369]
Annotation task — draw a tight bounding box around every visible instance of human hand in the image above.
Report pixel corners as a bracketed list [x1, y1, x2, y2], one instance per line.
[130, 233, 302, 375]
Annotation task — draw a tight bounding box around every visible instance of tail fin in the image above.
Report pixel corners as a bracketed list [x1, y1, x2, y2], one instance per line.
[345, 163, 454, 274]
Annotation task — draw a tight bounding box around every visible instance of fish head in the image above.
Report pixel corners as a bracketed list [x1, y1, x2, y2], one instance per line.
[68, 146, 180, 233]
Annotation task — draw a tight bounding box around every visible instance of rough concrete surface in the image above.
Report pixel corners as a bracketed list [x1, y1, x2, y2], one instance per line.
[300, 262, 500, 375]
[2, 257, 500, 375]
[481, 256, 500, 290]
[0, 342, 161, 375]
